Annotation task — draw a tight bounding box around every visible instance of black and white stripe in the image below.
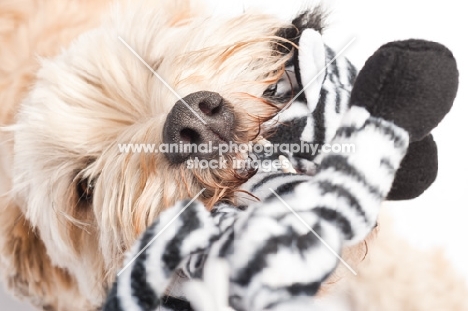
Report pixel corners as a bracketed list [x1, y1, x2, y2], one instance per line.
[103, 28, 409, 311]
[103, 201, 218, 311]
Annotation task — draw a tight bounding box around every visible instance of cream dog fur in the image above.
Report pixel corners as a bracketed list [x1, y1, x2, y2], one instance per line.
[0, 1, 466, 310]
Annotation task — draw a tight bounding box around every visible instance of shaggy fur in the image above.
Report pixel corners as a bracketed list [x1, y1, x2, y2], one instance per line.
[0, 0, 466, 310]
[0, 0, 293, 308]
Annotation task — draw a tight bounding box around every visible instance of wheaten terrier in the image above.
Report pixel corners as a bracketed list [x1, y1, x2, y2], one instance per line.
[0, 0, 466, 310]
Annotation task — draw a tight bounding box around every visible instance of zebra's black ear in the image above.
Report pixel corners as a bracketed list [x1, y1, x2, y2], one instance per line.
[275, 7, 327, 54]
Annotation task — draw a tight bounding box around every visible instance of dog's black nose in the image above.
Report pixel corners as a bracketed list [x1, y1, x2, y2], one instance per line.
[163, 91, 235, 164]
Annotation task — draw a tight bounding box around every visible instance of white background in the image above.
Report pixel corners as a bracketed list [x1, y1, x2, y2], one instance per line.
[1, 0, 467, 309]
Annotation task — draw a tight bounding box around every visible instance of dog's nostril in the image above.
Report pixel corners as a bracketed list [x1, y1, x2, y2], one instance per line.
[199, 100, 222, 116]
[180, 128, 200, 144]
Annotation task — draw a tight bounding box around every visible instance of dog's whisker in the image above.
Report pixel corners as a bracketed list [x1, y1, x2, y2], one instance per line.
[50, 201, 93, 233]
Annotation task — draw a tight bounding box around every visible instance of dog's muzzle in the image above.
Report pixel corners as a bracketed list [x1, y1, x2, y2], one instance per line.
[163, 91, 235, 164]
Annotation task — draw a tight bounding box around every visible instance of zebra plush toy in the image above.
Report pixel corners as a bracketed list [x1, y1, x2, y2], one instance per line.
[103, 13, 459, 311]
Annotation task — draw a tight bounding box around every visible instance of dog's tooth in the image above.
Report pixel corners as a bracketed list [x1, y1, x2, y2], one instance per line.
[279, 155, 297, 174]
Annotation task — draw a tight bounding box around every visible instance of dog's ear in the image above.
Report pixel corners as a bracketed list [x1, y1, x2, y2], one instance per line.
[0, 199, 77, 309]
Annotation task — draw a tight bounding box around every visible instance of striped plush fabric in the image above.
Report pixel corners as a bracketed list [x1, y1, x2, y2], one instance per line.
[263, 29, 357, 174]
[103, 29, 409, 311]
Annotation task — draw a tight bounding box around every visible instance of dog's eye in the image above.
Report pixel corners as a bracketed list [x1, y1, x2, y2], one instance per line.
[263, 84, 278, 98]
[77, 179, 94, 203]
